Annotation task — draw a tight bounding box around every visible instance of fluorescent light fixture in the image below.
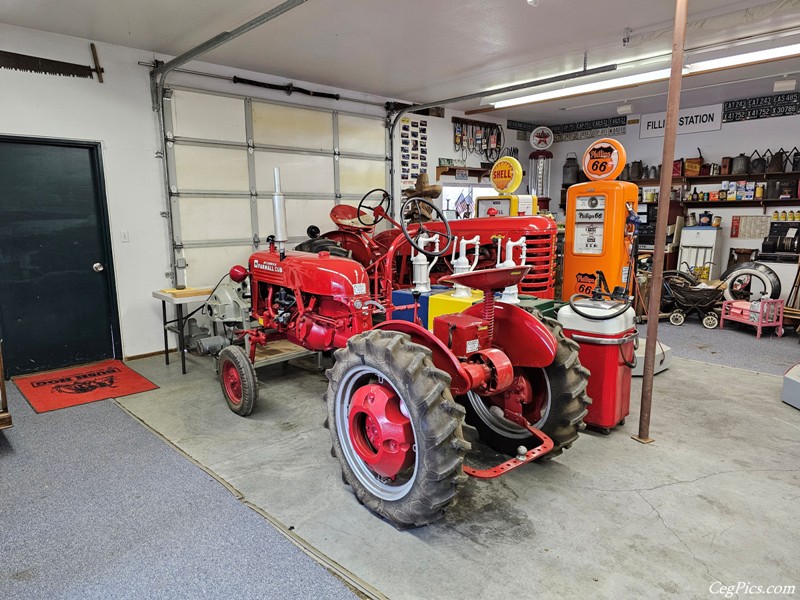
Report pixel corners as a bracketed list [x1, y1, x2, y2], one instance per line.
[491, 69, 670, 108]
[489, 42, 800, 109]
[616, 102, 633, 115]
[773, 78, 796, 93]
[684, 43, 800, 74]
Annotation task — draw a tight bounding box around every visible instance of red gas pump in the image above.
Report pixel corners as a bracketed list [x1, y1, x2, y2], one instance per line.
[557, 287, 637, 433]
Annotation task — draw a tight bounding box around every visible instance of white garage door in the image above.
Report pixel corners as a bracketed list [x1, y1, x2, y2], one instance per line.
[162, 88, 387, 286]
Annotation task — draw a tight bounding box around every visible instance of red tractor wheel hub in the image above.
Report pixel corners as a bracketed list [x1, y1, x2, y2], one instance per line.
[501, 372, 535, 420]
[487, 369, 548, 426]
[222, 362, 242, 405]
[348, 383, 414, 479]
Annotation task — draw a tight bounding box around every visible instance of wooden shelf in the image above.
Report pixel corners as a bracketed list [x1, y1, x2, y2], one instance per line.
[436, 166, 490, 182]
[630, 171, 800, 186]
[681, 198, 799, 207]
[680, 198, 800, 214]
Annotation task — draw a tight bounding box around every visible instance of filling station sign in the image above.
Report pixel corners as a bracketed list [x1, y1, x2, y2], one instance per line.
[640, 103, 723, 139]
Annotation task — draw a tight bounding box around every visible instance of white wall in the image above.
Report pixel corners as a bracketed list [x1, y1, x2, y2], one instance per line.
[393, 108, 531, 207]
[0, 24, 169, 358]
[548, 111, 800, 273]
[0, 23, 389, 358]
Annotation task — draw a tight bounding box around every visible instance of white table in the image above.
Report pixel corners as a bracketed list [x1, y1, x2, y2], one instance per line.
[152, 289, 212, 374]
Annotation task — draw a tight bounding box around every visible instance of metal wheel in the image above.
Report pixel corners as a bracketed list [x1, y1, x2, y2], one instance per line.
[461, 316, 590, 459]
[465, 367, 551, 442]
[334, 364, 417, 500]
[702, 312, 719, 329]
[326, 330, 469, 527]
[669, 311, 685, 326]
[218, 345, 258, 416]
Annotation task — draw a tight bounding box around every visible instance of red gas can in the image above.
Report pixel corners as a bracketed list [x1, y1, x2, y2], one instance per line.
[557, 299, 637, 431]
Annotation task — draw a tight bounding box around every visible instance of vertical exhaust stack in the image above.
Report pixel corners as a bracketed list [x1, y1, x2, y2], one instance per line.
[272, 167, 289, 260]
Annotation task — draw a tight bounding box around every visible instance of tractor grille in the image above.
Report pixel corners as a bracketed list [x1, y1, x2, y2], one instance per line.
[521, 232, 556, 299]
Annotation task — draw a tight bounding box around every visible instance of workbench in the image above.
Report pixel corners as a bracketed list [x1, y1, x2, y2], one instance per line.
[152, 288, 213, 374]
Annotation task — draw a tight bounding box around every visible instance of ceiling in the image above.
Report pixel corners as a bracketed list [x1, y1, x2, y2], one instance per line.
[3, 0, 800, 124]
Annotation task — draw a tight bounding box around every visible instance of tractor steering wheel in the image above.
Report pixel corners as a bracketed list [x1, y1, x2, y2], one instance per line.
[357, 188, 391, 226]
[400, 197, 453, 258]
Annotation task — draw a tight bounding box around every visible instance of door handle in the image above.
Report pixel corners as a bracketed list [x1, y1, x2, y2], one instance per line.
[92, 262, 105, 273]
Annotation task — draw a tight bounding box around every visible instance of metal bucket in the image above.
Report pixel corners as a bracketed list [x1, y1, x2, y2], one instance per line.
[731, 153, 750, 175]
[562, 152, 579, 185]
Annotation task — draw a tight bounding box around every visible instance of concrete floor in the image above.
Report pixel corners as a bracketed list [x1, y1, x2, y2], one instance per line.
[117, 351, 800, 600]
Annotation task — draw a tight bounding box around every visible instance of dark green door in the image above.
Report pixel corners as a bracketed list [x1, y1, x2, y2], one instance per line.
[0, 138, 120, 378]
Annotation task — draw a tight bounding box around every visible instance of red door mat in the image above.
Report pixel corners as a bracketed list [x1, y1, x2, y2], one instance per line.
[13, 359, 158, 413]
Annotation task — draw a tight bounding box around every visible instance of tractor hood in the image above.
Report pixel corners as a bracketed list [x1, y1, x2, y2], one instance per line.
[249, 249, 369, 298]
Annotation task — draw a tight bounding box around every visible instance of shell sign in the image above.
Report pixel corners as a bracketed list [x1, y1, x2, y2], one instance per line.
[490, 156, 523, 194]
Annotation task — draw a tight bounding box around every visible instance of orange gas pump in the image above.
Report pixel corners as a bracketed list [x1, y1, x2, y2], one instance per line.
[562, 139, 638, 300]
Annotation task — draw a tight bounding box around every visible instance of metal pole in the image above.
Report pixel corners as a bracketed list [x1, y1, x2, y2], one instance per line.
[152, 0, 309, 79]
[634, 0, 689, 444]
[150, 0, 309, 108]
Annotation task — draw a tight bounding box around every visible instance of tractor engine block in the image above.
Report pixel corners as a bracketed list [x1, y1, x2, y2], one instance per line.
[289, 297, 369, 350]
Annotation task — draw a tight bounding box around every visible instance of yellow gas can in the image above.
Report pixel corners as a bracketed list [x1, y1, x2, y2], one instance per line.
[427, 289, 484, 330]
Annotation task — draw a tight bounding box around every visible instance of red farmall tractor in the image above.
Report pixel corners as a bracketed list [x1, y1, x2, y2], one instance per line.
[294, 188, 559, 307]
[217, 175, 589, 527]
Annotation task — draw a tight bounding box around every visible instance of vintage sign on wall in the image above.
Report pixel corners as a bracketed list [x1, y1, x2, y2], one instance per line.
[640, 104, 723, 139]
[722, 92, 799, 123]
[509, 118, 627, 143]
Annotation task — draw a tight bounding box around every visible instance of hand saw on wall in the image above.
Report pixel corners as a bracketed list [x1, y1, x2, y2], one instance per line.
[0, 43, 104, 83]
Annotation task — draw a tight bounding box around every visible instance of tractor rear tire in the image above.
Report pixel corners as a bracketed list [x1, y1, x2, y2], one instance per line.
[218, 345, 258, 416]
[294, 237, 351, 258]
[326, 330, 470, 528]
[461, 316, 590, 460]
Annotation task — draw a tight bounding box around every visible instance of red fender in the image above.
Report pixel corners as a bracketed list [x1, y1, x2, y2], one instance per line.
[320, 230, 375, 267]
[463, 302, 557, 368]
[373, 320, 472, 396]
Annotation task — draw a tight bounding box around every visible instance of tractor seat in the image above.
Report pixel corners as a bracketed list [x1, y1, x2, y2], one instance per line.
[440, 265, 531, 292]
[330, 205, 374, 229]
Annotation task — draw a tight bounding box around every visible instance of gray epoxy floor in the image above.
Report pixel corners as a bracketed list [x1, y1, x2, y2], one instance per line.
[0, 379, 357, 600]
[637, 318, 798, 376]
[115, 350, 800, 600]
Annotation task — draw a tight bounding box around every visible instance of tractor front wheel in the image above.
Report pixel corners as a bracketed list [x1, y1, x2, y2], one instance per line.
[218, 345, 259, 416]
[326, 330, 470, 528]
[461, 316, 590, 460]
